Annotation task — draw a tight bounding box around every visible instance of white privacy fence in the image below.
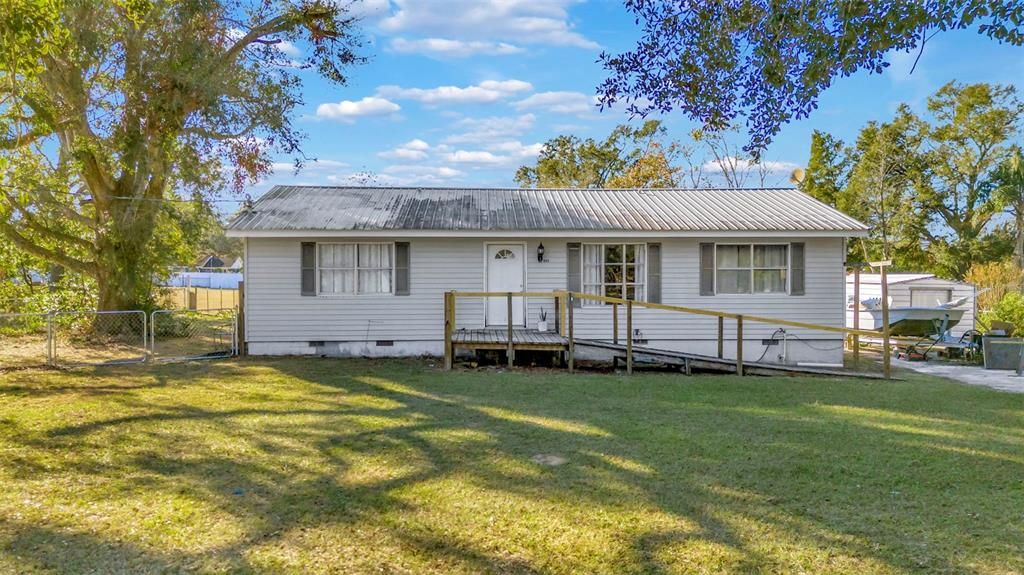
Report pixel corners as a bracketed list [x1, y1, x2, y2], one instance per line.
[0, 309, 237, 369]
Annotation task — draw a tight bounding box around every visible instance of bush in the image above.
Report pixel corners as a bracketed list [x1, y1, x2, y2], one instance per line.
[979, 292, 1024, 334]
[965, 260, 1023, 313]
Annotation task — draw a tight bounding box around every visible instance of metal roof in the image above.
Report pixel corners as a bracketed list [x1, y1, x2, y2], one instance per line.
[227, 186, 869, 235]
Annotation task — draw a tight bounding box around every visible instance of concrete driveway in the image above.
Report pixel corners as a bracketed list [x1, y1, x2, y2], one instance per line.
[894, 359, 1024, 393]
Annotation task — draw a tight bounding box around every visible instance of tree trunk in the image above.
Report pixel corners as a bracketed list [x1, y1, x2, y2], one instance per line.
[95, 198, 162, 311]
[96, 239, 149, 310]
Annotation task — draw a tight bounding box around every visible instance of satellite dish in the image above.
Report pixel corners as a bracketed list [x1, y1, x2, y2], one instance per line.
[789, 167, 806, 184]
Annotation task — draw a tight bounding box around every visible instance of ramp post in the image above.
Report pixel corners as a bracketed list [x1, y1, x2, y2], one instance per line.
[567, 293, 575, 372]
[507, 292, 514, 368]
[717, 316, 724, 359]
[880, 266, 891, 379]
[626, 300, 633, 374]
[613, 303, 619, 345]
[736, 314, 744, 376]
[444, 291, 454, 370]
[853, 266, 860, 365]
[560, 291, 568, 336]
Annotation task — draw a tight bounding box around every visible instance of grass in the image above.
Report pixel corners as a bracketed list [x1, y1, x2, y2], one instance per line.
[0, 359, 1022, 574]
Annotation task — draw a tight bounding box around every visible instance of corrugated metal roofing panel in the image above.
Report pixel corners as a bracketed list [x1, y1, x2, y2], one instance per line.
[227, 186, 870, 234]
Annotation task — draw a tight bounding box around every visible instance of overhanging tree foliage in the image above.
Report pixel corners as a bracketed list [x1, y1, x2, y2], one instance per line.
[598, 0, 1024, 154]
[0, 0, 363, 310]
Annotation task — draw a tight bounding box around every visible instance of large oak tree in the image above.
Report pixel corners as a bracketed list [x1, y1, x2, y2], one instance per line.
[1, 0, 363, 310]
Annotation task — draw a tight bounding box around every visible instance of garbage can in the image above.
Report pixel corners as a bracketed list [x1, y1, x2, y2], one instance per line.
[982, 337, 1024, 370]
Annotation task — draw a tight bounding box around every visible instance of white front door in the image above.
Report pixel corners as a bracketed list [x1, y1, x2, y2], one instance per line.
[486, 243, 525, 326]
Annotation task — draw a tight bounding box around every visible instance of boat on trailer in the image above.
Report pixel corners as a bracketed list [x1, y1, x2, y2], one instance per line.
[856, 296, 969, 337]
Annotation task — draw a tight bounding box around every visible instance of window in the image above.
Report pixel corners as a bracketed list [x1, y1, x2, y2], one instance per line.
[494, 249, 516, 260]
[910, 288, 952, 307]
[582, 243, 646, 303]
[716, 244, 788, 294]
[317, 243, 393, 295]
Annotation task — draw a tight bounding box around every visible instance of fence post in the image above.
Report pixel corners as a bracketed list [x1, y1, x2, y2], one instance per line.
[46, 312, 54, 367]
[717, 316, 724, 359]
[237, 280, 246, 356]
[506, 292, 514, 368]
[142, 311, 150, 362]
[567, 293, 575, 373]
[626, 300, 633, 375]
[736, 314, 744, 376]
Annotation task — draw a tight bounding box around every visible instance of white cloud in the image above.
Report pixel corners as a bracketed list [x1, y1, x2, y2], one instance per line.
[325, 164, 466, 187]
[443, 114, 536, 144]
[389, 37, 524, 58]
[444, 150, 504, 164]
[275, 40, 301, 57]
[484, 141, 543, 157]
[271, 158, 349, 173]
[513, 91, 597, 116]
[377, 79, 532, 105]
[378, 139, 431, 161]
[379, 0, 598, 49]
[443, 141, 542, 165]
[702, 157, 801, 173]
[315, 97, 401, 122]
[383, 164, 464, 179]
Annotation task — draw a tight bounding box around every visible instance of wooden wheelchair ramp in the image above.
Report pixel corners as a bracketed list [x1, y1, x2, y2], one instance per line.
[573, 339, 885, 379]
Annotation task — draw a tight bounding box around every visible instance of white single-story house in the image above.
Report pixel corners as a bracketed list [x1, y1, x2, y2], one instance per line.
[226, 186, 869, 365]
[845, 273, 976, 338]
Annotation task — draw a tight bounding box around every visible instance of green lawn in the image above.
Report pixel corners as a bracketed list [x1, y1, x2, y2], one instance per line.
[0, 359, 1022, 574]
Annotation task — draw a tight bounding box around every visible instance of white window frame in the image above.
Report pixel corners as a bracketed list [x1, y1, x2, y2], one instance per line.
[714, 243, 791, 295]
[316, 242, 395, 296]
[581, 243, 647, 305]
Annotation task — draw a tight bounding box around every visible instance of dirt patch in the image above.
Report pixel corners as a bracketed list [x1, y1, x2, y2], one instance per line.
[530, 454, 568, 466]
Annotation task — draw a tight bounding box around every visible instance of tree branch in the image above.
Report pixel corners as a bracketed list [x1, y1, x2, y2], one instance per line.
[37, 187, 98, 229]
[1, 190, 95, 251]
[0, 218, 97, 276]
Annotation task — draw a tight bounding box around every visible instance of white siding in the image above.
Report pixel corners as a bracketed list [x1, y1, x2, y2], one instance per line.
[845, 276, 976, 337]
[245, 236, 847, 363]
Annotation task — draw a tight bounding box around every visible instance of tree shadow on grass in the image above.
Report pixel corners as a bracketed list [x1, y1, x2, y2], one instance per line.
[1, 357, 1022, 573]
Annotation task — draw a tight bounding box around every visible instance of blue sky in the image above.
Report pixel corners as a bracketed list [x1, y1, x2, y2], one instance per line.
[249, 0, 1024, 199]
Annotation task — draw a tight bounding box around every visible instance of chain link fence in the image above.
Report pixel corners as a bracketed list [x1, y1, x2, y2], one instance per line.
[0, 312, 52, 369]
[51, 310, 148, 367]
[0, 308, 237, 370]
[151, 309, 236, 362]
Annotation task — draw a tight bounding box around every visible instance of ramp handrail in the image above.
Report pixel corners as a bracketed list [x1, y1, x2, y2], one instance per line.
[443, 290, 886, 377]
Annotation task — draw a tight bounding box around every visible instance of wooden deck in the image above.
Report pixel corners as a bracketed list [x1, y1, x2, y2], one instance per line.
[451, 329, 568, 351]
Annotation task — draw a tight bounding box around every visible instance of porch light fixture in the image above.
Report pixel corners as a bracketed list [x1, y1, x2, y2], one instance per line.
[537, 243, 545, 262]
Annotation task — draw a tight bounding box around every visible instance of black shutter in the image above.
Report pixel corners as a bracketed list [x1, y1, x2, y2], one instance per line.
[395, 242, 411, 296]
[300, 242, 316, 296]
[790, 242, 805, 295]
[699, 243, 715, 296]
[647, 243, 662, 303]
[566, 242, 582, 308]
